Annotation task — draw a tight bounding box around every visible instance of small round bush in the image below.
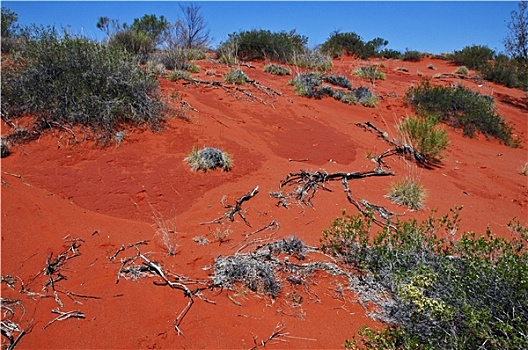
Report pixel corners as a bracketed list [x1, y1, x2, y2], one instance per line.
[185, 147, 233, 172]
[168, 70, 192, 82]
[353, 66, 386, 80]
[455, 66, 469, 75]
[398, 115, 449, 162]
[403, 50, 423, 62]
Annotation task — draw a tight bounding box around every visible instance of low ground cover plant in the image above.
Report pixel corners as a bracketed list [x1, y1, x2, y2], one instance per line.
[1, 27, 165, 146]
[406, 80, 518, 146]
[290, 72, 377, 107]
[224, 69, 250, 84]
[321, 209, 528, 349]
[185, 147, 233, 172]
[263, 63, 291, 76]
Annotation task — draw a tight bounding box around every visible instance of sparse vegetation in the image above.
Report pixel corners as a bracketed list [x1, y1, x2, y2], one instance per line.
[322, 209, 528, 350]
[168, 69, 192, 82]
[185, 147, 233, 172]
[398, 114, 449, 162]
[1, 27, 165, 146]
[403, 50, 423, 62]
[320, 30, 388, 59]
[386, 177, 426, 210]
[263, 64, 291, 76]
[353, 65, 386, 81]
[455, 65, 469, 75]
[406, 80, 518, 146]
[379, 48, 402, 59]
[224, 69, 250, 84]
[449, 44, 495, 70]
[291, 50, 333, 71]
[520, 162, 528, 175]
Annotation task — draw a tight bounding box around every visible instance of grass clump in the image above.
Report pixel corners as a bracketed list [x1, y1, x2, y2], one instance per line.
[292, 50, 333, 71]
[455, 65, 469, 75]
[263, 64, 291, 76]
[403, 50, 423, 62]
[398, 114, 449, 162]
[386, 177, 426, 210]
[185, 147, 233, 172]
[1, 27, 165, 146]
[168, 70, 192, 82]
[224, 69, 250, 85]
[406, 80, 518, 146]
[322, 209, 528, 349]
[353, 65, 386, 81]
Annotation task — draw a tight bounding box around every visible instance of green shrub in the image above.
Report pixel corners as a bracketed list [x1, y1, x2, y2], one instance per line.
[398, 115, 449, 162]
[481, 55, 528, 90]
[263, 64, 291, 76]
[224, 69, 250, 85]
[320, 31, 387, 59]
[1, 27, 165, 145]
[217, 29, 307, 63]
[449, 44, 494, 70]
[323, 74, 352, 89]
[185, 147, 233, 172]
[403, 50, 423, 62]
[406, 80, 517, 146]
[386, 177, 426, 210]
[322, 209, 528, 349]
[353, 65, 386, 80]
[379, 48, 402, 59]
[455, 65, 469, 75]
[150, 48, 204, 71]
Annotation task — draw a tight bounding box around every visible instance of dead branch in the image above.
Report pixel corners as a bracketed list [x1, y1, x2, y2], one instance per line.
[42, 309, 85, 330]
[202, 186, 259, 227]
[233, 220, 280, 254]
[250, 322, 289, 350]
[357, 121, 428, 169]
[109, 245, 125, 261]
[1, 319, 32, 350]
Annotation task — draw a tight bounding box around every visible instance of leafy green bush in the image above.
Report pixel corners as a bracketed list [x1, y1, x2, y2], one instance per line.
[481, 55, 528, 90]
[403, 50, 423, 62]
[449, 44, 494, 70]
[353, 65, 386, 80]
[322, 209, 528, 349]
[398, 114, 449, 162]
[217, 29, 307, 63]
[320, 31, 387, 59]
[379, 48, 402, 59]
[263, 64, 291, 76]
[386, 177, 426, 210]
[185, 147, 233, 172]
[1, 27, 165, 145]
[406, 80, 518, 146]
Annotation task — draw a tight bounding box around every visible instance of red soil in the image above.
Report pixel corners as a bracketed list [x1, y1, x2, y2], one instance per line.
[1, 56, 527, 349]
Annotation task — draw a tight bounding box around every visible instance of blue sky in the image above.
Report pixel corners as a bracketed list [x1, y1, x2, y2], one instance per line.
[3, 1, 520, 54]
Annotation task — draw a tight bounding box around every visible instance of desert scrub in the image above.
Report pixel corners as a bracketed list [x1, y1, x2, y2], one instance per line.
[353, 66, 386, 80]
[406, 80, 518, 146]
[185, 147, 233, 172]
[224, 69, 250, 84]
[323, 209, 528, 349]
[263, 64, 291, 76]
[168, 70, 192, 82]
[398, 114, 449, 162]
[323, 74, 352, 89]
[455, 65, 469, 75]
[386, 177, 426, 210]
[292, 50, 333, 71]
[403, 50, 423, 62]
[449, 44, 494, 70]
[1, 27, 165, 146]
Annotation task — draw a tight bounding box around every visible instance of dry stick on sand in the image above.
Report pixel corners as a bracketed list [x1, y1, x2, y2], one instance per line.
[201, 186, 259, 227]
[42, 309, 85, 330]
[233, 220, 280, 254]
[250, 323, 289, 350]
[357, 121, 428, 169]
[1, 319, 33, 350]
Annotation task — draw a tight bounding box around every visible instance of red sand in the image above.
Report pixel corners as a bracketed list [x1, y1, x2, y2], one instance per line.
[1, 56, 527, 349]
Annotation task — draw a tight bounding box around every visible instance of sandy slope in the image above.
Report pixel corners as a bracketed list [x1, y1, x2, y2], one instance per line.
[1, 56, 526, 349]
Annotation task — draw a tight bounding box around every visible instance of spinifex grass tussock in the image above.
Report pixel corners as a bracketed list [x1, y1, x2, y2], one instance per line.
[263, 64, 291, 76]
[224, 69, 250, 85]
[321, 208, 528, 349]
[397, 114, 449, 163]
[353, 65, 386, 81]
[386, 177, 426, 210]
[1, 27, 165, 146]
[185, 147, 233, 172]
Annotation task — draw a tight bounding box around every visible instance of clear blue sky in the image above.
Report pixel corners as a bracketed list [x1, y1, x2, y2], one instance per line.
[3, 1, 520, 54]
